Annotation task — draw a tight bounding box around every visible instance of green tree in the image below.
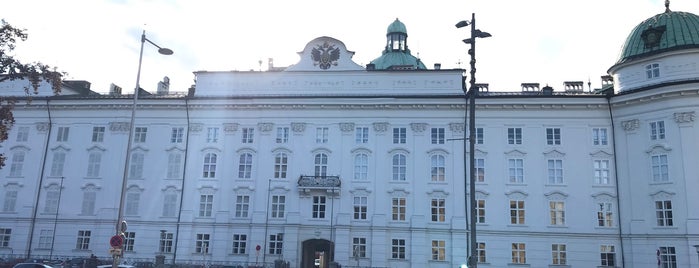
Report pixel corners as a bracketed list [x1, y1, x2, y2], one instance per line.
[0, 19, 64, 167]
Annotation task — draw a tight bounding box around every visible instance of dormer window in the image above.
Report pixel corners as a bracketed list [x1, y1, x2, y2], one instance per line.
[646, 63, 660, 79]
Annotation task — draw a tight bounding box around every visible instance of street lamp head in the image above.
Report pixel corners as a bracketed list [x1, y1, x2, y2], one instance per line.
[455, 20, 471, 28]
[157, 48, 174, 55]
[474, 30, 492, 38]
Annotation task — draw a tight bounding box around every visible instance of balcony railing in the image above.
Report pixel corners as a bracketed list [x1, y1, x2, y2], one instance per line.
[297, 175, 341, 191]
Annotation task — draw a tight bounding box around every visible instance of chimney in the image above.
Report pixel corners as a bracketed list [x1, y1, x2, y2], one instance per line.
[474, 83, 489, 92]
[366, 63, 376, 70]
[542, 85, 554, 95]
[109, 83, 122, 96]
[564, 81, 584, 93]
[520, 83, 540, 92]
[601, 75, 613, 86]
[157, 76, 170, 95]
[434, 63, 441, 70]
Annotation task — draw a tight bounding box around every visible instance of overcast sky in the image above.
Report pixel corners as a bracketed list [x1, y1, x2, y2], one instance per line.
[5, 0, 699, 94]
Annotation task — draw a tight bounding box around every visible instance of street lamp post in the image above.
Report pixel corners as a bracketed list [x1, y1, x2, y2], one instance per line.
[456, 13, 490, 268]
[113, 31, 173, 268]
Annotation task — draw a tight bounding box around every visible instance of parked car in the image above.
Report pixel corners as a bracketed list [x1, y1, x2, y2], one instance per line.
[12, 263, 53, 268]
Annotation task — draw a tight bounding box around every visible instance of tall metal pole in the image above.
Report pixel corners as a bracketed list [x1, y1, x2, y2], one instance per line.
[467, 12, 478, 268]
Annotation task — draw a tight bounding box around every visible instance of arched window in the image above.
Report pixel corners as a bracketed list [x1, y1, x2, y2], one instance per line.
[354, 153, 368, 180]
[392, 153, 407, 181]
[238, 153, 253, 179]
[314, 153, 328, 177]
[203, 153, 217, 178]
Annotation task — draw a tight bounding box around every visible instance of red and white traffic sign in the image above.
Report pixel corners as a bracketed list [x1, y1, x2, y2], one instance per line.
[110, 235, 124, 247]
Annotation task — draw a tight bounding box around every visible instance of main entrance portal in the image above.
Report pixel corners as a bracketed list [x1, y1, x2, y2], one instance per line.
[301, 239, 333, 268]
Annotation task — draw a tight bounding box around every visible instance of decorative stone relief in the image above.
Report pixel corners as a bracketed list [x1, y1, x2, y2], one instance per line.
[339, 122, 355, 133]
[621, 119, 639, 131]
[109, 122, 130, 133]
[189, 123, 203, 133]
[223, 123, 239, 133]
[674, 111, 695, 124]
[291, 122, 306, 133]
[35, 122, 50, 133]
[449, 123, 465, 134]
[410, 123, 427, 133]
[373, 122, 389, 133]
[258, 122, 274, 133]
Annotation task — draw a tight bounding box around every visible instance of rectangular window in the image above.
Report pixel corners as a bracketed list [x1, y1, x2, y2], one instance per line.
[511, 243, 526, 264]
[86, 152, 102, 177]
[91, 126, 105, 142]
[430, 155, 446, 181]
[269, 233, 283, 255]
[171, 127, 184, 143]
[431, 198, 445, 222]
[355, 127, 369, 143]
[314, 153, 328, 177]
[392, 153, 407, 181]
[159, 232, 173, 253]
[134, 127, 147, 143]
[476, 199, 486, 223]
[393, 127, 406, 144]
[203, 153, 217, 178]
[76, 230, 91, 250]
[659, 246, 677, 268]
[167, 153, 183, 179]
[316, 127, 328, 143]
[510, 200, 525, 225]
[44, 190, 59, 213]
[81, 191, 96, 215]
[274, 153, 288, 179]
[547, 159, 563, 184]
[592, 127, 608, 145]
[206, 127, 219, 143]
[507, 127, 522, 145]
[271, 195, 285, 218]
[0, 228, 10, 247]
[508, 158, 524, 183]
[353, 196, 367, 220]
[50, 152, 66, 177]
[123, 232, 135, 252]
[195, 233, 210, 253]
[655, 200, 673, 226]
[600, 245, 616, 267]
[431, 128, 445, 144]
[475, 127, 484, 144]
[650, 120, 665, 140]
[163, 193, 178, 217]
[38, 229, 53, 249]
[129, 152, 144, 178]
[431, 240, 446, 261]
[594, 159, 610, 184]
[549, 201, 565, 226]
[9, 151, 25, 177]
[238, 153, 253, 179]
[57, 127, 70, 142]
[475, 158, 485, 182]
[392, 198, 406, 221]
[276, 127, 289, 143]
[597, 202, 614, 227]
[546, 127, 561, 145]
[477, 242, 486, 263]
[391, 239, 406, 259]
[352, 237, 367, 258]
[312, 196, 326, 219]
[16, 126, 29, 142]
[235, 195, 250, 218]
[242, 127, 254, 143]
[3, 190, 17, 212]
[551, 244, 567, 265]
[651, 154, 669, 182]
[232, 234, 247, 254]
[646, 63, 660, 79]
[125, 192, 140, 216]
[199, 194, 213, 217]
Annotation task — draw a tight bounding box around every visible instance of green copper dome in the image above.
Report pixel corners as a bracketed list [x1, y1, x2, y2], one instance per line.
[370, 19, 427, 70]
[387, 18, 407, 34]
[615, 8, 699, 65]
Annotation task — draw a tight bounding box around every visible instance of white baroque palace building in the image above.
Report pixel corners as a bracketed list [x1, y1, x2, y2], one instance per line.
[1, 5, 699, 268]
